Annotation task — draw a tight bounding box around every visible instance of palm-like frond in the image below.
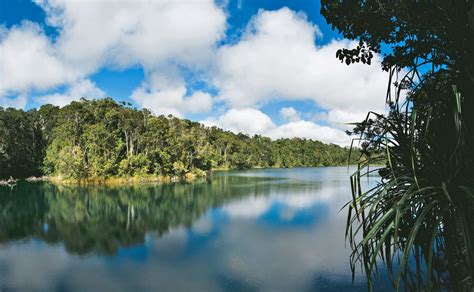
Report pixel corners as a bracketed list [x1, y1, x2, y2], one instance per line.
[347, 73, 474, 290]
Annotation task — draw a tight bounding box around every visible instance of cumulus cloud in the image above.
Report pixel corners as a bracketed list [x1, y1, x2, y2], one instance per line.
[202, 108, 350, 145]
[223, 183, 339, 219]
[203, 108, 276, 135]
[0, 94, 28, 109]
[131, 68, 213, 116]
[279, 107, 300, 122]
[1, 3, 392, 143]
[266, 120, 349, 145]
[0, 22, 79, 97]
[2, 0, 226, 113]
[213, 8, 388, 125]
[132, 83, 213, 117]
[36, 79, 106, 107]
[34, 0, 226, 70]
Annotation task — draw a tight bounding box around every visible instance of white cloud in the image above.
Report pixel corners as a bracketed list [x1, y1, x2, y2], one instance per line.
[0, 22, 79, 97]
[1, 3, 391, 143]
[36, 79, 106, 107]
[279, 106, 300, 122]
[132, 85, 213, 117]
[311, 111, 329, 122]
[34, 0, 226, 70]
[0, 94, 28, 109]
[326, 109, 370, 129]
[202, 108, 350, 145]
[213, 8, 388, 125]
[202, 108, 275, 135]
[2, 0, 226, 109]
[38, 0, 226, 115]
[266, 120, 349, 145]
[131, 70, 213, 117]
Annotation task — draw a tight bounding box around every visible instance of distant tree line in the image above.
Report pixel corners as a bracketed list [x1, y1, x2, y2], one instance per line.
[0, 98, 360, 179]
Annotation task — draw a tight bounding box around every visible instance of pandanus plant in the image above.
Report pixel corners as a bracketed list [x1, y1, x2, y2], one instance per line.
[347, 70, 474, 290]
[319, 0, 474, 289]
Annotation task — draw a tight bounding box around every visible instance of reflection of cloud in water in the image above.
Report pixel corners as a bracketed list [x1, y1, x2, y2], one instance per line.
[222, 196, 271, 218]
[148, 227, 188, 259]
[191, 215, 214, 235]
[0, 210, 367, 291]
[222, 180, 346, 220]
[0, 167, 383, 291]
[280, 207, 297, 221]
[213, 210, 363, 291]
[259, 201, 328, 227]
[0, 243, 71, 291]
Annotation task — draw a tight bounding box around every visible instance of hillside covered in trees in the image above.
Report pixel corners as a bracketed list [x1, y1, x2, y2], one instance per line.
[0, 98, 359, 180]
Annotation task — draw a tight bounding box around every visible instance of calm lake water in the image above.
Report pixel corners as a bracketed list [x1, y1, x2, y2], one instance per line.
[0, 167, 391, 291]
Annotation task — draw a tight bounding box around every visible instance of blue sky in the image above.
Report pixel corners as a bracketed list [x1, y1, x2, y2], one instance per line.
[0, 0, 388, 145]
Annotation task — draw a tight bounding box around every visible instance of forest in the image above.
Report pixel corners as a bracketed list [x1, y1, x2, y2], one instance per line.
[0, 98, 359, 180]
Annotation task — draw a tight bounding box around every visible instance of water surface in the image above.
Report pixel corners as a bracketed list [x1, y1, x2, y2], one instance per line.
[0, 167, 390, 291]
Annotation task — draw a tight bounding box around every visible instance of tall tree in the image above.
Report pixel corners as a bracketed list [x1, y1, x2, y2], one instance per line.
[1, 98, 361, 180]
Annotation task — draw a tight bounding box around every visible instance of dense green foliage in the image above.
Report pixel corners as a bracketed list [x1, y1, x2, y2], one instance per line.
[321, 0, 474, 290]
[0, 98, 359, 180]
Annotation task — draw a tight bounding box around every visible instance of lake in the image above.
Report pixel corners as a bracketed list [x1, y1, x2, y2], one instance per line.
[0, 167, 391, 291]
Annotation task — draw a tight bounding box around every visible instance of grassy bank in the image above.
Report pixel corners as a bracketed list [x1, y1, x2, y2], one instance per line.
[3, 163, 379, 186]
[16, 171, 209, 186]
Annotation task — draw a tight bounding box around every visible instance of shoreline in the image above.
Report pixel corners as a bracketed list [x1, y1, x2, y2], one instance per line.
[0, 164, 377, 186]
[0, 172, 208, 187]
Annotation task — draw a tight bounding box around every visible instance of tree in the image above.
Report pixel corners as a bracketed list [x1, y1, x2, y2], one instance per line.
[321, 1, 474, 289]
[0, 108, 44, 178]
[1, 98, 360, 180]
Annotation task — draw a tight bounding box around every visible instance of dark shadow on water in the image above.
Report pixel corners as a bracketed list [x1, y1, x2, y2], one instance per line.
[0, 174, 314, 255]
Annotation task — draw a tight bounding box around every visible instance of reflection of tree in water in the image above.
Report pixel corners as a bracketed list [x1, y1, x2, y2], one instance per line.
[0, 174, 308, 255]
